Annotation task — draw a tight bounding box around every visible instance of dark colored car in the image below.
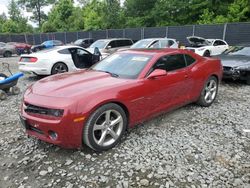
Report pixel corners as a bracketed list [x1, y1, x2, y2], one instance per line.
[20, 49, 222, 151]
[217, 45, 250, 85]
[73, 38, 94, 48]
[7, 42, 32, 54]
[31, 40, 64, 52]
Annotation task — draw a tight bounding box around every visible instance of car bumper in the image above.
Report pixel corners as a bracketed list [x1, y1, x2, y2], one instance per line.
[19, 60, 51, 75]
[20, 95, 86, 148]
[223, 68, 248, 80]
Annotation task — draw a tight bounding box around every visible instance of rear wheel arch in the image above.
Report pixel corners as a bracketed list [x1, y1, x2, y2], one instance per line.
[51, 62, 68, 75]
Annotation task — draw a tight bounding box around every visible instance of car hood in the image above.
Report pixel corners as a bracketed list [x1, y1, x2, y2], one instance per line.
[30, 70, 132, 98]
[187, 36, 210, 46]
[216, 54, 250, 67]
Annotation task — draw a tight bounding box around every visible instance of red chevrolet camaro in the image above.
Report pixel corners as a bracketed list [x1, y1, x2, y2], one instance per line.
[20, 49, 222, 151]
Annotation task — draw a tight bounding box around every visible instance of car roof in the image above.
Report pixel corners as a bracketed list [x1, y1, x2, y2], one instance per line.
[119, 48, 183, 56]
[95, 38, 132, 42]
[140, 38, 176, 41]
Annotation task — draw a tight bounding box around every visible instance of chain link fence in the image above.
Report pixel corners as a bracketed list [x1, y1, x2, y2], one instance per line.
[0, 22, 249, 46]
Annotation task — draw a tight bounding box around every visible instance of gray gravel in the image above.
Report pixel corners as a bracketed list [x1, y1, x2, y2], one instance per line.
[0, 57, 250, 188]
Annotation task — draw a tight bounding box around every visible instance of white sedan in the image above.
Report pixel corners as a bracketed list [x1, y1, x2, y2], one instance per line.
[186, 36, 229, 57]
[18, 46, 101, 75]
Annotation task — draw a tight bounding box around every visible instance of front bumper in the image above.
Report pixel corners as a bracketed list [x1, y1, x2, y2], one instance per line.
[20, 96, 86, 148]
[223, 67, 248, 80]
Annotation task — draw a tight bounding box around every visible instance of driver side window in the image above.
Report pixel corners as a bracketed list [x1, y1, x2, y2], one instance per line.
[152, 54, 186, 72]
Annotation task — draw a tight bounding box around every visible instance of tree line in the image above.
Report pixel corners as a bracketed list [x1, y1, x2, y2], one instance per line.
[0, 0, 249, 34]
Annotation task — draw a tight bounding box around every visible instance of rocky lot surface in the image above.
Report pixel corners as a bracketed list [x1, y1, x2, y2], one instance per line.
[0, 56, 250, 188]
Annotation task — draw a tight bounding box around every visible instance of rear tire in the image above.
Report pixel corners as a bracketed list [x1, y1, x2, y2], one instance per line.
[203, 50, 210, 57]
[3, 51, 12, 57]
[51, 62, 68, 75]
[197, 76, 218, 107]
[83, 103, 127, 151]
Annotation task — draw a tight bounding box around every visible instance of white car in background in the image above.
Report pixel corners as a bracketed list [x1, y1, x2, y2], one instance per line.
[186, 36, 229, 57]
[18, 46, 100, 75]
[130, 38, 179, 49]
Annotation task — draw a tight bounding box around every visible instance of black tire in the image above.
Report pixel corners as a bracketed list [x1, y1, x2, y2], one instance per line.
[203, 50, 211, 57]
[83, 103, 127, 151]
[0, 90, 7, 100]
[246, 74, 250, 85]
[10, 86, 20, 95]
[197, 76, 218, 107]
[3, 51, 12, 57]
[51, 62, 68, 75]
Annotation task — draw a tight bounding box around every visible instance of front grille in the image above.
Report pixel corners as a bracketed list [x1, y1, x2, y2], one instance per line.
[24, 103, 64, 117]
[24, 103, 51, 115]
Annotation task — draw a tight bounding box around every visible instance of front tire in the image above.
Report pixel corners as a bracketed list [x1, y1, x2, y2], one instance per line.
[51, 62, 68, 75]
[197, 76, 218, 107]
[83, 103, 127, 151]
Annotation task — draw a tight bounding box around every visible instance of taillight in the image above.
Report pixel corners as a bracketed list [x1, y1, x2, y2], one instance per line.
[30, 57, 38, 62]
[20, 57, 38, 63]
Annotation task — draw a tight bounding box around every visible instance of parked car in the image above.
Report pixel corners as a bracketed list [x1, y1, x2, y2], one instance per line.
[73, 38, 94, 48]
[216, 44, 250, 85]
[130, 38, 179, 49]
[20, 48, 222, 151]
[86, 38, 133, 58]
[31, 40, 64, 52]
[7, 42, 32, 54]
[186, 36, 229, 57]
[0, 42, 17, 57]
[19, 46, 101, 75]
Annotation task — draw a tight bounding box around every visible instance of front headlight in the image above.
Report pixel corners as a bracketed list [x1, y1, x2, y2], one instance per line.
[198, 48, 205, 51]
[49, 109, 64, 117]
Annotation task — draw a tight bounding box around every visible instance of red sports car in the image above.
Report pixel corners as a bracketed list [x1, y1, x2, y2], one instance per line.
[20, 49, 222, 151]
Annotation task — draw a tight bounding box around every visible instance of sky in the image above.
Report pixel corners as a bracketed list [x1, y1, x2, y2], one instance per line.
[0, 0, 52, 26]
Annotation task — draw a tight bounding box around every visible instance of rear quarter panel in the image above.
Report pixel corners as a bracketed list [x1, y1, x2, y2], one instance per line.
[190, 56, 222, 101]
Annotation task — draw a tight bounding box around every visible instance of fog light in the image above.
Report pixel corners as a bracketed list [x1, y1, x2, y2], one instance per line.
[48, 131, 58, 140]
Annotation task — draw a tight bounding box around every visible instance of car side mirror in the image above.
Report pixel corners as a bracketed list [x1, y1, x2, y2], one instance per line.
[106, 45, 111, 49]
[147, 69, 167, 79]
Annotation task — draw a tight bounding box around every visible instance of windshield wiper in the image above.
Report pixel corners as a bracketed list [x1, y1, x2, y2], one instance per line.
[94, 69, 119, 77]
[103, 71, 119, 78]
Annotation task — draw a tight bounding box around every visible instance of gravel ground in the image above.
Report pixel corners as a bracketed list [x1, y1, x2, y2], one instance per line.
[0, 57, 250, 188]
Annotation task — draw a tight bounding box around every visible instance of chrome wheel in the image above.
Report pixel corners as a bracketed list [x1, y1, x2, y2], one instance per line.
[204, 79, 217, 104]
[93, 110, 123, 147]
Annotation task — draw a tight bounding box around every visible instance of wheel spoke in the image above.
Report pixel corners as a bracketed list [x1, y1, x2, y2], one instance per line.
[94, 122, 105, 131]
[205, 92, 210, 100]
[110, 115, 122, 126]
[109, 129, 119, 140]
[98, 130, 107, 145]
[105, 110, 111, 123]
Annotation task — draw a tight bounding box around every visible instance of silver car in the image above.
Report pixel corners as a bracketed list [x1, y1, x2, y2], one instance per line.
[0, 42, 17, 57]
[87, 38, 133, 58]
[130, 38, 179, 49]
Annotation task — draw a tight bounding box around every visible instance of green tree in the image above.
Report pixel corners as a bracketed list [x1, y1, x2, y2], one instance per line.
[124, 0, 157, 27]
[17, 0, 56, 28]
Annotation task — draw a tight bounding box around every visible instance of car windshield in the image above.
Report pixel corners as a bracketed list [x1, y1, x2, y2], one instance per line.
[91, 53, 152, 79]
[89, 40, 108, 49]
[130, 39, 154, 48]
[223, 46, 250, 56]
[74, 39, 83, 45]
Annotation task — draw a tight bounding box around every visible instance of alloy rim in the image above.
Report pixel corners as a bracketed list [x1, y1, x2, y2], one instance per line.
[204, 79, 217, 103]
[93, 110, 123, 147]
[54, 64, 67, 73]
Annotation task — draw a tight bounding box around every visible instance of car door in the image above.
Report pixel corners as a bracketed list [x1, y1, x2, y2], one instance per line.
[105, 40, 118, 54]
[138, 54, 191, 118]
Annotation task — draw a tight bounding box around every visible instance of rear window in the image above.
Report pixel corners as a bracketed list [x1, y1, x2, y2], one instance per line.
[58, 49, 70, 54]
